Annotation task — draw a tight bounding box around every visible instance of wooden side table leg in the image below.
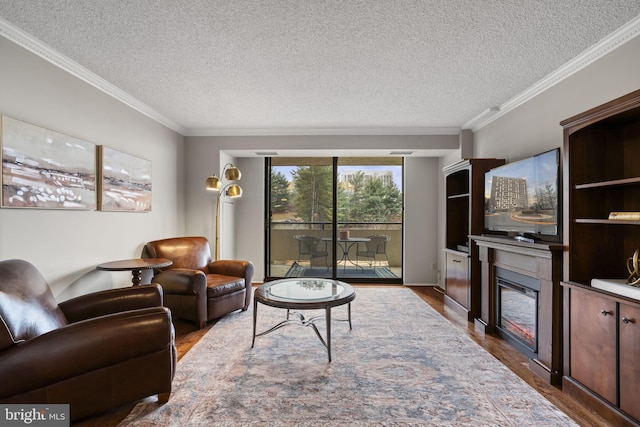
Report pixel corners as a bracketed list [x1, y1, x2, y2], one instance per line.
[131, 269, 142, 286]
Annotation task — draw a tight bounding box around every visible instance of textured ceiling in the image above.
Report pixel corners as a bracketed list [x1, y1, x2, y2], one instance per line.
[0, 1, 639, 136]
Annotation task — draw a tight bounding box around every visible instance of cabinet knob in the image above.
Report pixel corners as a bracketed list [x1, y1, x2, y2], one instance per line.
[622, 317, 635, 324]
[601, 310, 613, 316]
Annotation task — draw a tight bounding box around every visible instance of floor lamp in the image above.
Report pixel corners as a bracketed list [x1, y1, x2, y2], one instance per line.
[205, 163, 242, 260]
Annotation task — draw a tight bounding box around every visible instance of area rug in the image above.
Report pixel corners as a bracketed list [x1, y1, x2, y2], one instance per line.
[120, 287, 577, 426]
[285, 262, 398, 279]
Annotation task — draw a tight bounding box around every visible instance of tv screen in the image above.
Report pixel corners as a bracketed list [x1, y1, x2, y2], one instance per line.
[484, 148, 560, 242]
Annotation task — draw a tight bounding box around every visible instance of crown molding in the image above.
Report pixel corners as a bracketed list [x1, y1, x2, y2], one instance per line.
[0, 17, 186, 135]
[465, 15, 640, 132]
[185, 127, 461, 137]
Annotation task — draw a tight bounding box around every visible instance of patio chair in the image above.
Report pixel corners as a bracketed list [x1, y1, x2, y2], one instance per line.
[356, 234, 390, 270]
[294, 235, 328, 267]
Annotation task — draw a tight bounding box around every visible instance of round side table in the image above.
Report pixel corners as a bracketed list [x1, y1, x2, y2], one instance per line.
[96, 258, 172, 286]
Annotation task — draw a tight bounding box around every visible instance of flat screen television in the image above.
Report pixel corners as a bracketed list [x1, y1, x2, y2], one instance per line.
[484, 148, 561, 243]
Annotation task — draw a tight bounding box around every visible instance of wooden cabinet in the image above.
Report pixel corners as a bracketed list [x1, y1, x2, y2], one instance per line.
[568, 286, 617, 404]
[619, 303, 640, 421]
[562, 89, 640, 425]
[444, 250, 469, 309]
[564, 283, 640, 425]
[443, 158, 504, 320]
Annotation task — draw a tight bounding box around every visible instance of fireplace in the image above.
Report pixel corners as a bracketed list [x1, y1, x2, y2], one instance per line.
[472, 235, 563, 384]
[495, 267, 540, 359]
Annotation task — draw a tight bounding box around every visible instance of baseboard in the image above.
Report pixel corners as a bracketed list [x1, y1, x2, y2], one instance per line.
[529, 358, 561, 386]
[473, 318, 494, 334]
[404, 283, 438, 287]
[443, 295, 472, 321]
[562, 376, 638, 426]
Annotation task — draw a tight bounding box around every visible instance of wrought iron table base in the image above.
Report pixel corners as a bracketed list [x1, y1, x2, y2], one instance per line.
[252, 302, 352, 362]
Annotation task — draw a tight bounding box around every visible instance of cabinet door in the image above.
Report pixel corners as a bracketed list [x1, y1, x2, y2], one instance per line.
[619, 302, 640, 420]
[446, 252, 469, 309]
[570, 288, 617, 404]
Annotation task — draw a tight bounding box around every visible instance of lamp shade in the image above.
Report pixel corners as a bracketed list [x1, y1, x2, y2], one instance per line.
[224, 165, 241, 181]
[205, 175, 221, 191]
[225, 184, 242, 198]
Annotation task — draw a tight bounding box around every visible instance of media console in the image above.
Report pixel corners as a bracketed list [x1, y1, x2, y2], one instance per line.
[470, 234, 564, 385]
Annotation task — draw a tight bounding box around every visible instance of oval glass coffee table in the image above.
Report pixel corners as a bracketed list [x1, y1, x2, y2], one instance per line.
[252, 278, 356, 362]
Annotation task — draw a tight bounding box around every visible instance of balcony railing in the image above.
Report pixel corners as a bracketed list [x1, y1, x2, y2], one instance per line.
[269, 221, 402, 273]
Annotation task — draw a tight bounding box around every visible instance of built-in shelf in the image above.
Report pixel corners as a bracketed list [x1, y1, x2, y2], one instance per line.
[574, 218, 640, 225]
[561, 88, 640, 425]
[447, 193, 469, 200]
[575, 176, 640, 189]
[443, 158, 504, 321]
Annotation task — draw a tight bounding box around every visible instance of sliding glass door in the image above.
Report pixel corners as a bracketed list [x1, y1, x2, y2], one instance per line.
[266, 157, 403, 283]
[335, 158, 403, 281]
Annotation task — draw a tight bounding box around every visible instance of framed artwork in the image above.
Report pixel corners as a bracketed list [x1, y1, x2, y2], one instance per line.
[1, 116, 96, 209]
[98, 146, 152, 212]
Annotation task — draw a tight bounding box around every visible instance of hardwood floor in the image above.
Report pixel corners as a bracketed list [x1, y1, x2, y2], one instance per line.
[75, 285, 609, 426]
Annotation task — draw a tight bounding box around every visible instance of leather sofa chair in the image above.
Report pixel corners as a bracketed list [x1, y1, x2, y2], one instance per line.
[0, 259, 176, 422]
[143, 236, 254, 329]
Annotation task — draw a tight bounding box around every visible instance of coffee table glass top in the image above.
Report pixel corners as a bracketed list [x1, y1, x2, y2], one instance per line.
[266, 279, 349, 301]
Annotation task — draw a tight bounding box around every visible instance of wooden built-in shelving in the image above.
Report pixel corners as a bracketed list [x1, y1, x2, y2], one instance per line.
[561, 88, 640, 426]
[443, 158, 504, 321]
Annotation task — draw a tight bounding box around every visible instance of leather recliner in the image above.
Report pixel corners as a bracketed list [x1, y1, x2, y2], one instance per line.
[143, 236, 254, 329]
[0, 259, 176, 422]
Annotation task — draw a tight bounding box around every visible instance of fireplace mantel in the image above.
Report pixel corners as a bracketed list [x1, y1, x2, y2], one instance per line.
[470, 235, 564, 385]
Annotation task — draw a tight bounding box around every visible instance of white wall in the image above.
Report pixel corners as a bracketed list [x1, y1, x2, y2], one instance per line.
[235, 156, 265, 277]
[404, 156, 440, 285]
[184, 135, 456, 283]
[0, 37, 185, 298]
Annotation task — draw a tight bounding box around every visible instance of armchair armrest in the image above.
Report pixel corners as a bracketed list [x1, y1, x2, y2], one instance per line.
[59, 284, 164, 324]
[152, 268, 207, 296]
[0, 307, 174, 398]
[207, 260, 254, 280]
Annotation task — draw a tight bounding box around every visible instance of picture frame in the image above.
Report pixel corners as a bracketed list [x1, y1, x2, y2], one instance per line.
[98, 146, 152, 212]
[1, 115, 96, 210]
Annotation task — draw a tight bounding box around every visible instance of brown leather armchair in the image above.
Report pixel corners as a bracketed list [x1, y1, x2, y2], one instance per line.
[143, 236, 254, 329]
[0, 259, 176, 422]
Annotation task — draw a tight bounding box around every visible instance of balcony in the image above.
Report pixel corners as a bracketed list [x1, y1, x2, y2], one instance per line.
[268, 221, 402, 280]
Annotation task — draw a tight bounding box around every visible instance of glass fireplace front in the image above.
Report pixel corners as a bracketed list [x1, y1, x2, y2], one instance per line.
[495, 267, 540, 357]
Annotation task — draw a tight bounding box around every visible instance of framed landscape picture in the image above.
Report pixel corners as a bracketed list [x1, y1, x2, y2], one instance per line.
[98, 146, 152, 212]
[1, 116, 96, 209]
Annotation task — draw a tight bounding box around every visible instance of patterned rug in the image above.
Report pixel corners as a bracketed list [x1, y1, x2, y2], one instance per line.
[120, 287, 577, 426]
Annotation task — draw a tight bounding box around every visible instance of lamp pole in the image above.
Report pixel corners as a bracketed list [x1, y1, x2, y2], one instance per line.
[215, 189, 223, 261]
[205, 164, 242, 261]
